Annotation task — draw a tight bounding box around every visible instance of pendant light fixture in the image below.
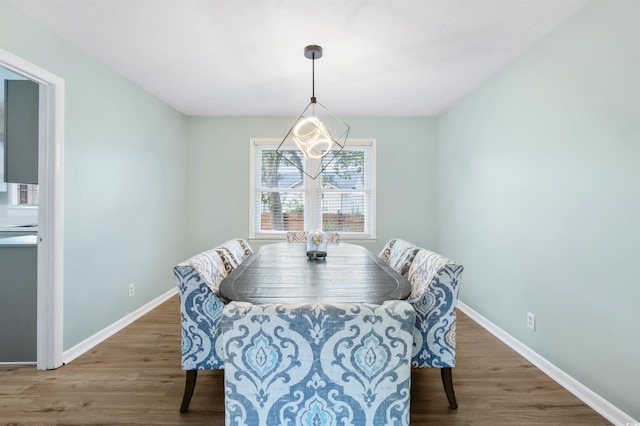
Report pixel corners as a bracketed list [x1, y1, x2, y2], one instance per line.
[276, 45, 350, 180]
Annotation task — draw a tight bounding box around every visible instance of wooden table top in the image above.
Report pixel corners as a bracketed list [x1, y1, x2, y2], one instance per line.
[218, 242, 412, 304]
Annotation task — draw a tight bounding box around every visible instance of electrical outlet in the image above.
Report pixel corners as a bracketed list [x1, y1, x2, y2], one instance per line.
[128, 283, 135, 297]
[527, 312, 535, 331]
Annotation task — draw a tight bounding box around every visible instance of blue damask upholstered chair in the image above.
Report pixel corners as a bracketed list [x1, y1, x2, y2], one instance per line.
[174, 239, 253, 413]
[220, 300, 415, 426]
[378, 238, 420, 276]
[379, 239, 464, 408]
[406, 248, 464, 409]
[215, 239, 253, 273]
[286, 231, 341, 243]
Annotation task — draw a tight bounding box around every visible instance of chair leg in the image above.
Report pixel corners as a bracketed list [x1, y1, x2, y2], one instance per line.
[441, 367, 458, 409]
[180, 370, 198, 413]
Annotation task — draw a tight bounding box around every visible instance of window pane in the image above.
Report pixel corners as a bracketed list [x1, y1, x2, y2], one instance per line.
[322, 150, 365, 189]
[260, 191, 305, 231]
[322, 192, 365, 232]
[17, 184, 38, 206]
[261, 149, 304, 188]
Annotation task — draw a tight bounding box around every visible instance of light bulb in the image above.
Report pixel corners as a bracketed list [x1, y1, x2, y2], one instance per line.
[292, 116, 334, 159]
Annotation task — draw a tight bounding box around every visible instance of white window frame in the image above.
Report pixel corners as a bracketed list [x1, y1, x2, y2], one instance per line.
[249, 138, 376, 241]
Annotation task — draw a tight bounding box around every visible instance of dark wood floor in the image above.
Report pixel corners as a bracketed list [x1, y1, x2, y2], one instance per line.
[0, 295, 609, 425]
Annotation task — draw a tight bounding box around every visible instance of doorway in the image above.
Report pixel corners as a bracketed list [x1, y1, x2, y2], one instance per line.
[0, 48, 64, 369]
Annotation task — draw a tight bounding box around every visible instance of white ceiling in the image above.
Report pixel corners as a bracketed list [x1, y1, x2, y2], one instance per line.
[9, 0, 590, 117]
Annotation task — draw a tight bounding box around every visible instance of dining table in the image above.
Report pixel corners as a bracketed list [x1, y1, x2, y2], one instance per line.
[218, 242, 412, 304]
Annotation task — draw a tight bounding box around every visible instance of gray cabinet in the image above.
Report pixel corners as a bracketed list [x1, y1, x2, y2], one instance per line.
[3, 80, 39, 184]
[0, 235, 37, 362]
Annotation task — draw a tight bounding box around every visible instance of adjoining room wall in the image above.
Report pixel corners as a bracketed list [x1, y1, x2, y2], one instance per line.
[436, 0, 640, 419]
[1, 1, 189, 350]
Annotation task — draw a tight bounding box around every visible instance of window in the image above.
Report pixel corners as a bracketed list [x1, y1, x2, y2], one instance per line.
[250, 138, 376, 240]
[8, 183, 39, 208]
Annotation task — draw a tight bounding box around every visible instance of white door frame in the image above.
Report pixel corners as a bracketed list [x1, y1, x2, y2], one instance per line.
[0, 48, 65, 369]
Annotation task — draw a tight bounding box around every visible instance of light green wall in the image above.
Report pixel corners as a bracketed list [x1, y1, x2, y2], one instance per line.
[1, 1, 189, 350]
[185, 116, 438, 255]
[436, 0, 640, 419]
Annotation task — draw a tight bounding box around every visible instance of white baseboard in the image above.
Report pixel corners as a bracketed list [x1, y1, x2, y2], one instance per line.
[457, 301, 638, 426]
[62, 287, 178, 365]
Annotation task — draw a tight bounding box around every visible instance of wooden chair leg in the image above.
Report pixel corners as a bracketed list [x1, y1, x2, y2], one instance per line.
[180, 370, 198, 413]
[441, 367, 458, 409]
